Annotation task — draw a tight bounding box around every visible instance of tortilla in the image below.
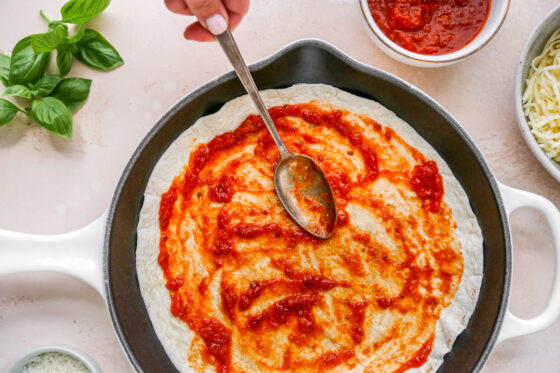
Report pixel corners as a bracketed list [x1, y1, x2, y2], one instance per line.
[136, 84, 483, 372]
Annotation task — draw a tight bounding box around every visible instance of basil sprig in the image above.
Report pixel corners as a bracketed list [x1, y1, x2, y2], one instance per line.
[0, 0, 123, 139]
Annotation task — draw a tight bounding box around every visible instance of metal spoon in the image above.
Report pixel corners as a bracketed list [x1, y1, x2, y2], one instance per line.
[215, 29, 337, 239]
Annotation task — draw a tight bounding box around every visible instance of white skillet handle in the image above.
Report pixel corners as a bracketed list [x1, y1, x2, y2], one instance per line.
[497, 182, 560, 343]
[0, 213, 106, 299]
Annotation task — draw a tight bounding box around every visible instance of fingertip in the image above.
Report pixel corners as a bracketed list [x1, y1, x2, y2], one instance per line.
[184, 22, 216, 42]
[228, 13, 244, 31]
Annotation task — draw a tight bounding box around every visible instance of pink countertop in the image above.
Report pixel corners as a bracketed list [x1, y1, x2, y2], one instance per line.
[1, 0, 560, 372]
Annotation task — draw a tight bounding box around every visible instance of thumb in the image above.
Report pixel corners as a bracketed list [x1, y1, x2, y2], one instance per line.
[185, 0, 229, 35]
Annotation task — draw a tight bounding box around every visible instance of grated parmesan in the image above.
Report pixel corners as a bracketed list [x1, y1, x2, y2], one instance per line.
[21, 352, 91, 373]
[522, 28, 560, 163]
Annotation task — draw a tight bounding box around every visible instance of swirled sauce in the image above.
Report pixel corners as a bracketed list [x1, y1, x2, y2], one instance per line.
[158, 102, 463, 372]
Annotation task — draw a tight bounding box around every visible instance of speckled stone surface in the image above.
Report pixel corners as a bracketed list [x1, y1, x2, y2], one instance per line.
[1, 1, 559, 372]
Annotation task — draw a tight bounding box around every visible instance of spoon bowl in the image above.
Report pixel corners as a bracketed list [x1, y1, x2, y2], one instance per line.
[274, 152, 337, 239]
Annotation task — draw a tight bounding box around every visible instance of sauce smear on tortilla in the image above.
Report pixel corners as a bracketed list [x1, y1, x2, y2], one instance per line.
[158, 102, 462, 372]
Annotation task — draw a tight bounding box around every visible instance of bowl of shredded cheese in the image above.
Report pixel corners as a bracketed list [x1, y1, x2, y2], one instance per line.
[7, 345, 101, 373]
[516, 4, 560, 182]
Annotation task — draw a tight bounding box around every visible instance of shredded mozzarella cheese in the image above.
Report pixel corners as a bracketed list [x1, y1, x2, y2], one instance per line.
[523, 28, 560, 162]
[21, 352, 91, 373]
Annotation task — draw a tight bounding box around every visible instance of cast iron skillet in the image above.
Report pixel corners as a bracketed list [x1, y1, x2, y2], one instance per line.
[2, 40, 560, 373]
[108, 39, 505, 372]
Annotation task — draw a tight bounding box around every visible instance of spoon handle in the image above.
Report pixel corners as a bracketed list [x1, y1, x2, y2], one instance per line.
[216, 28, 289, 155]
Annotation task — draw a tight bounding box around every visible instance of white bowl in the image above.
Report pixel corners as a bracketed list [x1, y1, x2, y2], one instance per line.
[359, 0, 510, 67]
[6, 345, 102, 373]
[515, 4, 560, 183]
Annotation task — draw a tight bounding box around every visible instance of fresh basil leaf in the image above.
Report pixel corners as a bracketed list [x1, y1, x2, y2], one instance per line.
[31, 29, 64, 53]
[35, 74, 62, 96]
[61, 0, 111, 24]
[30, 97, 72, 139]
[9, 37, 50, 85]
[56, 45, 74, 76]
[50, 77, 91, 111]
[3, 85, 33, 99]
[75, 29, 123, 70]
[69, 24, 86, 44]
[0, 98, 19, 126]
[0, 53, 10, 86]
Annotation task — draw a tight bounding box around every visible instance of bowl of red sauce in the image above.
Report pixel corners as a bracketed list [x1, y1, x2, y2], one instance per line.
[360, 0, 510, 67]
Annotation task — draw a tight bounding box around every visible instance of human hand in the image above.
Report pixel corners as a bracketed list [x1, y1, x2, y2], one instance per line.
[164, 0, 250, 42]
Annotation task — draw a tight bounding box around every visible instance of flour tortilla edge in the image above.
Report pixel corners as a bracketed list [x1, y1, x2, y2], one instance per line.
[135, 83, 483, 373]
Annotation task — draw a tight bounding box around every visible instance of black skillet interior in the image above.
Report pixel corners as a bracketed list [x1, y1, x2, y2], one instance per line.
[105, 40, 510, 373]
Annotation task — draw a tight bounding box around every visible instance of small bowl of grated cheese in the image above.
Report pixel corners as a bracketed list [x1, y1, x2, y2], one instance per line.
[6, 345, 101, 373]
[516, 5, 560, 182]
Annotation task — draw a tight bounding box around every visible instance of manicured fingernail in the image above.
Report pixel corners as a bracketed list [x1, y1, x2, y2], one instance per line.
[206, 13, 227, 35]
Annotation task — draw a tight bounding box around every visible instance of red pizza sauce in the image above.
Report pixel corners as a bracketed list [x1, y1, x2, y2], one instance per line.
[394, 334, 435, 373]
[158, 102, 463, 372]
[367, 0, 491, 55]
[411, 160, 444, 212]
